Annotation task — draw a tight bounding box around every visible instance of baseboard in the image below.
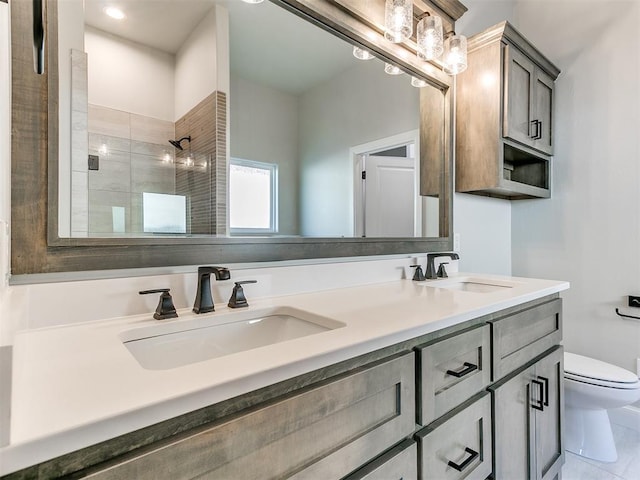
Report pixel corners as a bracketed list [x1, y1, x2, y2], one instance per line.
[609, 404, 640, 433]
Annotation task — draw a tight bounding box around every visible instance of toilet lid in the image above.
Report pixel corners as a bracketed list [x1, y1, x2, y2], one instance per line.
[565, 352, 639, 385]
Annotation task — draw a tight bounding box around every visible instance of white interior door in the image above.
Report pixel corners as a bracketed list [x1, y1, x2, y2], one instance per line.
[363, 156, 415, 237]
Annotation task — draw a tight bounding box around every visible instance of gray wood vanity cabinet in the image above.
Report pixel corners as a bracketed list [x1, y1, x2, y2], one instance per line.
[456, 21, 561, 199]
[2, 294, 565, 480]
[489, 298, 564, 480]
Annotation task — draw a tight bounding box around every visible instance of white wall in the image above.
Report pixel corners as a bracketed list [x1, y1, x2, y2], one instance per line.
[85, 27, 174, 122]
[174, 8, 218, 120]
[298, 59, 419, 236]
[230, 75, 299, 235]
[511, 0, 640, 374]
[453, 0, 516, 275]
[0, 1, 11, 345]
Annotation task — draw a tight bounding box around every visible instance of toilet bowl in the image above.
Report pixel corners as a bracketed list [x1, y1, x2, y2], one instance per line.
[564, 352, 640, 462]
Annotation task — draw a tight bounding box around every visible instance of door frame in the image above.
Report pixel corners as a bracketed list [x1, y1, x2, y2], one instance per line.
[350, 130, 421, 237]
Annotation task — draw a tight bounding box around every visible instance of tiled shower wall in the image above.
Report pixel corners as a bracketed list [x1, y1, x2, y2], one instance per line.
[70, 51, 227, 236]
[86, 105, 176, 235]
[174, 91, 227, 236]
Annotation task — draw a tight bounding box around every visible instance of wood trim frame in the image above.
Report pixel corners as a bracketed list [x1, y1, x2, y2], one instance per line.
[10, 0, 462, 277]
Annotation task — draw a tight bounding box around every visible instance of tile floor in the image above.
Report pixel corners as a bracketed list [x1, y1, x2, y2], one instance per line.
[562, 423, 640, 480]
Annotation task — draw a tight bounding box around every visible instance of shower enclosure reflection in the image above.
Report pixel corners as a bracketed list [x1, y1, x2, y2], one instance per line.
[63, 0, 440, 239]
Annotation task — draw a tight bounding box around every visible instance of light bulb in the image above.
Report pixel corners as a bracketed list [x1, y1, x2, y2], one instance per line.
[384, 0, 412, 43]
[444, 34, 468, 75]
[384, 63, 403, 75]
[104, 7, 125, 20]
[417, 15, 444, 61]
[411, 77, 428, 88]
[353, 46, 373, 60]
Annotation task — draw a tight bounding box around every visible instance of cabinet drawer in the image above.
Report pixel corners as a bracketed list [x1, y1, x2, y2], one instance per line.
[343, 439, 417, 480]
[416, 391, 492, 480]
[85, 353, 415, 480]
[416, 324, 491, 425]
[490, 298, 562, 380]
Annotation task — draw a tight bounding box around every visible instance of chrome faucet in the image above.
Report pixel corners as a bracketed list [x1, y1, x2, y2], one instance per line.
[193, 266, 231, 314]
[425, 252, 459, 279]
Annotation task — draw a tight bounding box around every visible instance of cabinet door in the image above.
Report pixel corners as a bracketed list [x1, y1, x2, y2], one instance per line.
[503, 44, 536, 148]
[490, 364, 536, 480]
[491, 347, 564, 480]
[533, 70, 554, 155]
[84, 353, 415, 480]
[534, 347, 564, 480]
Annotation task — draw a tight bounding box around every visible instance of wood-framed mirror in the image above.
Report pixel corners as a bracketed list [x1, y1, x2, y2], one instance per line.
[10, 0, 466, 278]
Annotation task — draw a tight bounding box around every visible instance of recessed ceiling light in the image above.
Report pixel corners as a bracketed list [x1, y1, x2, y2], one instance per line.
[104, 6, 126, 20]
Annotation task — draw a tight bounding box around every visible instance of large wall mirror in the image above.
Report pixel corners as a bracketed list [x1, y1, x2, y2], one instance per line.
[10, 0, 465, 277]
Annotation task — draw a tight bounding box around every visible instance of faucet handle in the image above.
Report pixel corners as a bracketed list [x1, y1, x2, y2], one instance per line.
[228, 281, 257, 309]
[139, 289, 178, 320]
[410, 264, 426, 282]
[437, 262, 449, 278]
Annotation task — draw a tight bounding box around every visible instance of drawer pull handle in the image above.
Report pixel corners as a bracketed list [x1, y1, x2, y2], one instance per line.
[446, 362, 478, 378]
[448, 447, 479, 472]
[530, 119, 542, 140]
[531, 379, 545, 411]
[538, 375, 550, 406]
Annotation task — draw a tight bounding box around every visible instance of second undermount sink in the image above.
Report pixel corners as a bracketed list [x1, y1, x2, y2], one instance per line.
[424, 276, 520, 293]
[121, 306, 345, 370]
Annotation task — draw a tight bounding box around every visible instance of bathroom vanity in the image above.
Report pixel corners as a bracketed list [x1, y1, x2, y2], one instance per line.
[1, 274, 568, 479]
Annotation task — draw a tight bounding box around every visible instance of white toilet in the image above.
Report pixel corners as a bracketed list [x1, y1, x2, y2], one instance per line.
[564, 352, 640, 462]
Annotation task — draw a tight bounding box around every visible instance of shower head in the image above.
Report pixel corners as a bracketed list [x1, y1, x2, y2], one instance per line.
[168, 136, 191, 150]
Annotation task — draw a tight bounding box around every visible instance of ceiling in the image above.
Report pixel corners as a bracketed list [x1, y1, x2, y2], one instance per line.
[83, 0, 359, 95]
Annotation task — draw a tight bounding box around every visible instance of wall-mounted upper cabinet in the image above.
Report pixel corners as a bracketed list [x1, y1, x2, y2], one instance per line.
[456, 21, 560, 199]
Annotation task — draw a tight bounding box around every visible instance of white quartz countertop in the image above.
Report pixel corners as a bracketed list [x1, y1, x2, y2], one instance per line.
[1, 273, 569, 475]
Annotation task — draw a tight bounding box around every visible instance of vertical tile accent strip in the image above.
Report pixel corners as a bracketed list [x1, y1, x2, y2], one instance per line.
[174, 91, 227, 235]
[70, 49, 89, 236]
[215, 91, 228, 236]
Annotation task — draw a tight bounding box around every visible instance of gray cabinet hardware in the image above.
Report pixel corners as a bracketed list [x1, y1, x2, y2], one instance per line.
[446, 361, 478, 378]
[448, 447, 479, 472]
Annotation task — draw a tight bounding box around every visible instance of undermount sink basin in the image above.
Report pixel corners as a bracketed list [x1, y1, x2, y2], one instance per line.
[423, 276, 520, 293]
[121, 307, 345, 370]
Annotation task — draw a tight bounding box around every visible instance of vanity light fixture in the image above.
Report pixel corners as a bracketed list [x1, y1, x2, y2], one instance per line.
[411, 76, 428, 88]
[352, 46, 374, 60]
[416, 13, 444, 61]
[384, 0, 413, 43]
[443, 32, 468, 75]
[104, 6, 126, 20]
[383, 6, 467, 76]
[384, 62, 403, 75]
[241, 0, 264, 3]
